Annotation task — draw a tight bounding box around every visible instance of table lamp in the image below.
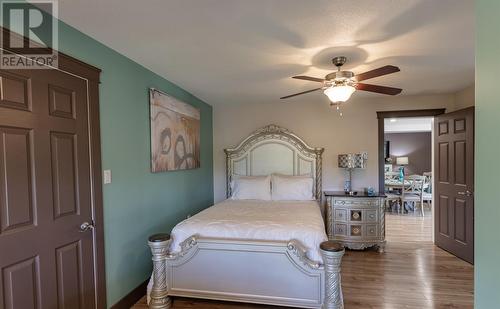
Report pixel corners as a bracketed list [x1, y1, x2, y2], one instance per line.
[396, 156, 409, 181]
[338, 152, 367, 195]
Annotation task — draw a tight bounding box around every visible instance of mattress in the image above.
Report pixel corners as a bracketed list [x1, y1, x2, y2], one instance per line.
[170, 199, 328, 263]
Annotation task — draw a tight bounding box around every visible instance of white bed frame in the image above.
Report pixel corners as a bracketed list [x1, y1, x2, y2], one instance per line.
[147, 124, 345, 309]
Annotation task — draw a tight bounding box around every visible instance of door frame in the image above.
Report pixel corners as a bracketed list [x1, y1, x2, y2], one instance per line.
[1, 27, 106, 308]
[376, 109, 446, 193]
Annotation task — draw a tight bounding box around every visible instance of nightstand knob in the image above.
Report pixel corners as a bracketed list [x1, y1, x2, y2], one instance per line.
[369, 214, 375, 219]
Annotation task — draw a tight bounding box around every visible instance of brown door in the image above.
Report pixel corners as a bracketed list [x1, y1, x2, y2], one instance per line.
[0, 67, 97, 308]
[434, 107, 474, 264]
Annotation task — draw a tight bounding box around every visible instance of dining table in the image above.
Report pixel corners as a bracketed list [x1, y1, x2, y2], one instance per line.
[384, 179, 414, 189]
[385, 178, 430, 191]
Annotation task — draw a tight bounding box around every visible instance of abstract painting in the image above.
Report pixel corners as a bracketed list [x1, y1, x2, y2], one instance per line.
[149, 88, 200, 172]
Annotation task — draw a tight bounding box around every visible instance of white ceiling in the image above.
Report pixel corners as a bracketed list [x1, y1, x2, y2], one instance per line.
[57, 0, 474, 106]
[384, 117, 433, 133]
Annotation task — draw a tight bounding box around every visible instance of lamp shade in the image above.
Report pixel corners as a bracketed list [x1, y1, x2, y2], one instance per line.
[396, 156, 409, 165]
[324, 85, 355, 103]
[338, 153, 367, 169]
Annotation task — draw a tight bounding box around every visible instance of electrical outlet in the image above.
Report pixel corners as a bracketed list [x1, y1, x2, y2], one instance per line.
[103, 170, 112, 184]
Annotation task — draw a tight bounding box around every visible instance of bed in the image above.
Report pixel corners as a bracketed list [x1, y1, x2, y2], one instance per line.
[147, 124, 345, 309]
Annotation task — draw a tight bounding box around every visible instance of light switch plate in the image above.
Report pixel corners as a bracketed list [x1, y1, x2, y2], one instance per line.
[103, 170, 112, 184]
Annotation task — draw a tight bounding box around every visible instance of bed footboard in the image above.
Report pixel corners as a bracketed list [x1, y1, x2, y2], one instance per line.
[147, 234, 345, 309]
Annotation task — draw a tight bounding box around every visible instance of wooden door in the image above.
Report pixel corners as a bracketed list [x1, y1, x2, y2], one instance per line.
[0, 67, 97, 308]
[434, 107, 474, 264]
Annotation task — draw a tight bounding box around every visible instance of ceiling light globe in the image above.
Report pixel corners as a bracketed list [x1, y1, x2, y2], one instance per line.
[324, 85, 356, 103]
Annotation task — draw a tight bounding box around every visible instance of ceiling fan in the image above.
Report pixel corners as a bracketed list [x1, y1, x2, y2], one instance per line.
[280, 56, 402, 103]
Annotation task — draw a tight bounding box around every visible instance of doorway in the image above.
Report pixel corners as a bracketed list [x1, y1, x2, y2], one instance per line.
[0, 29, 105, 308]
[377, 108, 475, 264]
[378, 110, 445, 245]
[383, 116, 434, 242]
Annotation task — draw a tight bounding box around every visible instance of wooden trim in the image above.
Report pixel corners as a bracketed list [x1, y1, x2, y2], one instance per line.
[377, 108, 445, 119]
[110, 280, 149, 309]
[378, 117, 385, 193]
[0, 27, 101, 83]
[1, 26, 106, 307]
[88, 79, 106, 309]
[377, 108, 446, 192]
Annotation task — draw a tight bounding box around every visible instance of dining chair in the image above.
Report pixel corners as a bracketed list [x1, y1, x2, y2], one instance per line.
[384, 171, 402, 213]
[401, 175, 426, 216]
[423, 172, 432, 191]
[421, 172, 433, 212]
[385, 192, 402, 213]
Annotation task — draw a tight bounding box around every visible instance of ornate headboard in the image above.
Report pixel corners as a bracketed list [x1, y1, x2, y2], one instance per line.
[224, 125, 324, 201]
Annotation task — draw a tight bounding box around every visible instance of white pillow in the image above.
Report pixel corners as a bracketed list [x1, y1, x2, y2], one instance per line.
[271, 174, 315, 201]
[231, 175, 271, 200]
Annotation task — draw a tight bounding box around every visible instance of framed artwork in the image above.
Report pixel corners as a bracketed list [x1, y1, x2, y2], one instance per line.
[149, 88, 200, 172]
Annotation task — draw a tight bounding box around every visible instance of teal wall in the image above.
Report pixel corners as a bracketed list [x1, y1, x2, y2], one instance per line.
[475, 1, 500, 307]
[54, 22, 214, 306]
[1, 2, 213, 306]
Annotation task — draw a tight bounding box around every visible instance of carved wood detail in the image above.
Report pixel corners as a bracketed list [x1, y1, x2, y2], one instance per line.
[224, 124, 324, 200]
[320, 245, 345, 309]
[326, 195, 386, 252]
[148, 237, 172, 309]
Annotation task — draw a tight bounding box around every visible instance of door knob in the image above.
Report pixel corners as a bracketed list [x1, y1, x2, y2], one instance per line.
[79, 221, 95, 232]
[457, 190, 473, 197]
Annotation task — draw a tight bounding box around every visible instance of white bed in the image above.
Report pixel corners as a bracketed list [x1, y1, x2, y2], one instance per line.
[170, 199, 328, 262]
[147, 124, 345, 309]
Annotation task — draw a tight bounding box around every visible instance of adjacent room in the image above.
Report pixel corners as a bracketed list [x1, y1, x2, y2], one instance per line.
[1, 1, 499, 309]
[384, 117, 434, 242]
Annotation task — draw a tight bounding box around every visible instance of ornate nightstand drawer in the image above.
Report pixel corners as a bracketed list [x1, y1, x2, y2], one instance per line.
[334, 224, 347, 236]
[365, 210, 378, 222]
[349, 225, 362, 237]
[350, 210, 362, 222]
[365, 225, 378, 237]
[334, 198, 378, 207]
[334, 209, 347, 222]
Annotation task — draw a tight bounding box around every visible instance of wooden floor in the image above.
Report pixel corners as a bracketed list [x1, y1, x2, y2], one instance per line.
[133, 211, 473, 308]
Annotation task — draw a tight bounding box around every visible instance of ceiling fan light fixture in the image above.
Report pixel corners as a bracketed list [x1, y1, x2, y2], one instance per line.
[281, 56, 401, 101]
[323, 84, 356, 103]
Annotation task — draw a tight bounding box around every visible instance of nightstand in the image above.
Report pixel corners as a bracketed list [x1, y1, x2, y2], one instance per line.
[324, 191, 386, 252]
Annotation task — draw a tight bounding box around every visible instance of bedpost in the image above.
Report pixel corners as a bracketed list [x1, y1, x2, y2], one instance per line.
[224, 149, 231, 198]
[314, 148, 324, 202]
[148, 233, 172, 309]
[320, 241, 345, 309]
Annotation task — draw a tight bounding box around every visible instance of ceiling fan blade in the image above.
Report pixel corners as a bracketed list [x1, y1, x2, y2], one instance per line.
[292, 75, 325, 83]
[280, 87, 323, 99]
[354, 65, 400, 82]
[355, 83, 402, 95]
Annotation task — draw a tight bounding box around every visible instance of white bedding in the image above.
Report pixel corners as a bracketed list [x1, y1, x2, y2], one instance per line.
[170, 199, 328, 263]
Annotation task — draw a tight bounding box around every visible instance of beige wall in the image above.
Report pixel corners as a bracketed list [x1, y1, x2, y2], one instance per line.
[213, 93, 460, 202]
[454, 84, 475, 110]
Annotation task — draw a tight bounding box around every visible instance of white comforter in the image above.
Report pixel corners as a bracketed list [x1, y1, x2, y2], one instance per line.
[170, 199, 328, 263]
